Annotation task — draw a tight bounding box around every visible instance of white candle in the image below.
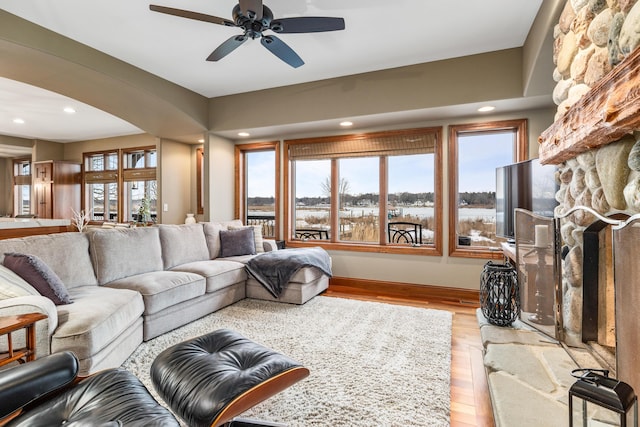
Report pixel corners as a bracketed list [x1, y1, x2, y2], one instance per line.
[534, 224, 549, 248]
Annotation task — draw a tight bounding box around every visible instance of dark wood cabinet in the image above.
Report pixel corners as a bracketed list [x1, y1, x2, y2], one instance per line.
[32, 161, 81, 219]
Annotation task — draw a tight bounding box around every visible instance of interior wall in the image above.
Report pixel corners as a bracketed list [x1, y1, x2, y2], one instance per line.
[63, 133, 155, 162]
[158, 139, 192, 224]
[209, 49, 527, 133]
[33, 140, 64, 161]
[206, 134, 235, 222]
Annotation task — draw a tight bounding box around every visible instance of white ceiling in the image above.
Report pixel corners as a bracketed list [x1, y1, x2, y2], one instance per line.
[0, 0, 546, 149]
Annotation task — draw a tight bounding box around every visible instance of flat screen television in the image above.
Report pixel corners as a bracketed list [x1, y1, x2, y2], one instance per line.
[495, 158, 558, 240]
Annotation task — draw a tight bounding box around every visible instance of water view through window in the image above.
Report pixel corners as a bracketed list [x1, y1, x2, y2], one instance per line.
[456, 131, 515, 247]
[246, 150, 276, 237]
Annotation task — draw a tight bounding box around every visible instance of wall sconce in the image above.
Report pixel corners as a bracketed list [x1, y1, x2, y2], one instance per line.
[569, 369, 638, 427]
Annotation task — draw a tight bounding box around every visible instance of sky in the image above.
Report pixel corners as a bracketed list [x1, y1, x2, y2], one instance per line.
[247, 132, 516, 197]
[458, 132, 514, 192]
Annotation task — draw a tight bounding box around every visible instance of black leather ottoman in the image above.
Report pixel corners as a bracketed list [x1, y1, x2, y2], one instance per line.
[150, 329, 309, 427]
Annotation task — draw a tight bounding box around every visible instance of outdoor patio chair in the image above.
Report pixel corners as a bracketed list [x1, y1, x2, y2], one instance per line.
[388, 221, 423, 244]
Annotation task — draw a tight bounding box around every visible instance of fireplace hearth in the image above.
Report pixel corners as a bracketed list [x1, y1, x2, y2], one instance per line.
[521, 206, 640, 396]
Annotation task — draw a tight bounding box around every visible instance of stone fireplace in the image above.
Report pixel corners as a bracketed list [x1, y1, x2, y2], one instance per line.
[479, 3, 640, 424]
[538, 0, 640, 395]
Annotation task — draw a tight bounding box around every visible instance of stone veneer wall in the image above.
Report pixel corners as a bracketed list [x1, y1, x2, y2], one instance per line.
[551, 0, 640, 346]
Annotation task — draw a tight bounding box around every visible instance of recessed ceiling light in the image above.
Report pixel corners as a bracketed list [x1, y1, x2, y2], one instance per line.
[63, 106, 76, 114]
[13, 118, 25, 124]
[340, 121, 353, 127]
[478, 106, 495, 112]
[238, 132, 250, 137]
[198, 138, 204, 143]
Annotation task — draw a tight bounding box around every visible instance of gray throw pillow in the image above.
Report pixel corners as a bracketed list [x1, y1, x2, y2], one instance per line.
[3, 252, 73, 305]
[219, 227, 256, 257]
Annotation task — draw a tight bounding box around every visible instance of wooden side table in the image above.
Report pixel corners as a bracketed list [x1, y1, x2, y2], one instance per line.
[0, 313, 48, 367]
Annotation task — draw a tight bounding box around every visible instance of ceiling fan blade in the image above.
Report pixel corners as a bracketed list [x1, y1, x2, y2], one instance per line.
[261, 35, 304, 68]
[207, 35, 248, 61]
[239, 0, 263, 20]
[271, 17, 345, 33]
[149, 5, 235, 27]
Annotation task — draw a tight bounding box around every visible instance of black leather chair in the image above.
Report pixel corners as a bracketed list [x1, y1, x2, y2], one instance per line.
[0, 329, 309, 427]
[0, 351, 179, 426]
[388, 221, 423, 244]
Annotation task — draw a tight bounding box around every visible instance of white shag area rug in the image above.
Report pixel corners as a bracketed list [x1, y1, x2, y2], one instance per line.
[122, 296, 453, 426]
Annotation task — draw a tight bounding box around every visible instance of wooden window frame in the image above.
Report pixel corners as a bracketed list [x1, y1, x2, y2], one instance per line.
[12, 158, 32, 216]
[447, 119, 527, 259]
[235, 142, 280, 238]
[82, 146, 157, 223]
[284, 127, 443, 256]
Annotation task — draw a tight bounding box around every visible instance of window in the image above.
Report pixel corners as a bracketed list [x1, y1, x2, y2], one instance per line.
[83, 147, 157, 223]
[285, 127, 442, 255]
[388, 153, 436, 245]
[123, 147, 157, 223]
[84, 151, 119, 221]
[338, 157, 379, 242]
[12, 159, 31, 216]
[293, 159, 331, 240]
[235, 142, 279, 238]
[448, 119, 527, 258]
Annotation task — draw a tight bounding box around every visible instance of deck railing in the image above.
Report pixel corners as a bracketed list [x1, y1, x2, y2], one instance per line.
[246, 215, 275, 238]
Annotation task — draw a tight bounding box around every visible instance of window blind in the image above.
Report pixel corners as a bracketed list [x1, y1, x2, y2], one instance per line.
[287, 128, 439, 160]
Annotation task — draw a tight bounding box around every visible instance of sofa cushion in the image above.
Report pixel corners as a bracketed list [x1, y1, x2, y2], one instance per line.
[52, 286, 144, 360]
[219, 227, 256, 257]
[158, 224, 210, 270]
[104, 271, 206, 315]
[0, 264, 39, 299]
[202, 220, 242, 259]
[89, 227, 164, 285]
[0, 232, 98, 289]
[171, 259, 247, 293]
[3, 253, 73, 305]
[229, 225, 265, 254]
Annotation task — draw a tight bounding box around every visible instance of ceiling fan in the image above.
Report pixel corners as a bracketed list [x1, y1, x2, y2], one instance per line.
[149, 1, 345, 68]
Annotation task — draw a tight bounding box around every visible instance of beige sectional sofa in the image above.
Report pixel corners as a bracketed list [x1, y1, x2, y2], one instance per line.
[0, 221, 329, 375]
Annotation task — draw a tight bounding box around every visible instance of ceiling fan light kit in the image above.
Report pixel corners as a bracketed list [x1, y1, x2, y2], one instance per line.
[150, 1, 345, 68]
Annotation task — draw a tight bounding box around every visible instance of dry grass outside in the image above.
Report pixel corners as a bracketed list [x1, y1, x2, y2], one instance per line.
[457, 216, 501, 247]
[296, 212, 505, 247]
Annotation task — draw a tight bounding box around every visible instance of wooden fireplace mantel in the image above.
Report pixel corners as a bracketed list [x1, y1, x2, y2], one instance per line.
[538, 46, 640, 165]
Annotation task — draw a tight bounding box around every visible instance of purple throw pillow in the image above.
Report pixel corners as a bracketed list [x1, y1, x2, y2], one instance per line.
[3, 253, 73, 305]
[219, 227, 256, 257]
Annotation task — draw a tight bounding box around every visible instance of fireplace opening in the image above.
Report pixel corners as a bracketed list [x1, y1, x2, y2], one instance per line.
[581, 215, 628, 373]
[581, 213, 631, 375]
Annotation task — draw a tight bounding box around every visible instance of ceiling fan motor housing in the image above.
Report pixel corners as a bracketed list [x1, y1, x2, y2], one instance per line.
[232, 4, 274, 39]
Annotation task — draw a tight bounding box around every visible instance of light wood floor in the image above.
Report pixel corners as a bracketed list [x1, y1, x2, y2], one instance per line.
[324, 285, 495, 427]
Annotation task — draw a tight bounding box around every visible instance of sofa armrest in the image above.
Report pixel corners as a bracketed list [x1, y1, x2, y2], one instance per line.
[262, 239, 279, 252]
[0, 296, 58, 358]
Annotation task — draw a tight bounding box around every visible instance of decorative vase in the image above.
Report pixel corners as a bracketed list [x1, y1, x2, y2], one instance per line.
[185, 213, 196, 224]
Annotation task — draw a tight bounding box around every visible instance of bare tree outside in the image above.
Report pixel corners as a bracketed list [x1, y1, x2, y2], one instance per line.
[321, 176, 350, 209]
